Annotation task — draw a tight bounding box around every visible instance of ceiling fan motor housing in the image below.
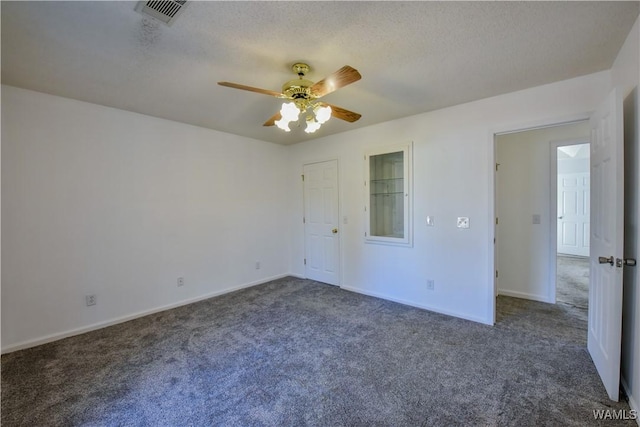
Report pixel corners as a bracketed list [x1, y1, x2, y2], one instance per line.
[282, 79, 314, 100]
[282, 62, 315, 106]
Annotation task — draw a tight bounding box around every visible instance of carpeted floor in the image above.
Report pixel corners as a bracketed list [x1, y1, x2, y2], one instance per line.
[557, 255, 589, 311]
[1, 277, 634, 426]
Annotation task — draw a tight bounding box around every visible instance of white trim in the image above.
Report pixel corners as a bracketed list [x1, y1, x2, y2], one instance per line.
[490, 132, 498, 325]
[498, 289, 552, 303]
[341, 285, 492, 325]
[1, 274, 291, 354]
[622, 376, 640, 426]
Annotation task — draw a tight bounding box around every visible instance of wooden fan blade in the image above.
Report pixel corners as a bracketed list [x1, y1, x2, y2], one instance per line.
[218, 82, 283, 98]
[263, 112, 282, 126]
[310, 66, 361, 98]
[321, 103, 362, 123]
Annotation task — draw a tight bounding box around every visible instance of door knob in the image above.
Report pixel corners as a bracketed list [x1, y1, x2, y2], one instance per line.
[598, 256, 614, 266]
[332, 228, 338, 234]
[617, 258, 636, 267]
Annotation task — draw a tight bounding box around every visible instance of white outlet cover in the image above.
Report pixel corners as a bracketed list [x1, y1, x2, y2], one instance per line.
[426, 216, 434, 226]
[457, 217, 470, 228]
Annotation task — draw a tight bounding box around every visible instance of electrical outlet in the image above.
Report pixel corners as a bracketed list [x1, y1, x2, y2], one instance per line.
[85, 294, 97, 306]
[426, 216, 434, 226]
[457, 217, 470, 229]
[255, 261, 261, 270]
[427, 279, 435, 291]
[177, 277, 184, 287]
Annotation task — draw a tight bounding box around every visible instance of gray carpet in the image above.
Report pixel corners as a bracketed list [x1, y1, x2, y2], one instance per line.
[1, 277, 634, 426]
[557, 255, 590, 310]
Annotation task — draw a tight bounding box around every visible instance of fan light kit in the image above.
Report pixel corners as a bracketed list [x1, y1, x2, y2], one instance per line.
[218, 63, 362, 134]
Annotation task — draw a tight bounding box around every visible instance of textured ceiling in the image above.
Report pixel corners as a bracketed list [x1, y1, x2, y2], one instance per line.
[2, 1, 638, 145]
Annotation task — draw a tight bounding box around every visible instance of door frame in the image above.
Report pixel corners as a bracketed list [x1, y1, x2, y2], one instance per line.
[302, 157, 342, 286]
[489, 114, 591, 324]
[548, 138, 590, 304]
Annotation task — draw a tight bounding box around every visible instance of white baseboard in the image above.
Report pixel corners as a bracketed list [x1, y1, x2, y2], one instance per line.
[498, 288, 552, 303]
[340, 285, 492, 325]
[1, 273, 291, 354]
[622, 376, 640, 426]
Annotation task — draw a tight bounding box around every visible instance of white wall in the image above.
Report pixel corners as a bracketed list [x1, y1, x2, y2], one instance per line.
[496, 123, 589, 302]
[287, 71, 611, 324]
[1, 86, 290, 352]
[611, 17, 640, 417]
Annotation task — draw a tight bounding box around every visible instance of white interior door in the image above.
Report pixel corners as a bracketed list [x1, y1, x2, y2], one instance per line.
[557, 172, 590, 256]
[303, 160, 340, 285]
[588, 88, 624, 401]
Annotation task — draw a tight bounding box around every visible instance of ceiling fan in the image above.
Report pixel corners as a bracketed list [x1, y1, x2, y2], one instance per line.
[218, 63, 362, 133]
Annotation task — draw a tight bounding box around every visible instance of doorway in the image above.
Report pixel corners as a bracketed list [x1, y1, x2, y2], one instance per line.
[554, 142, 590, 315]
[493, 89, 626, 401]
[495, 121, 590, 304]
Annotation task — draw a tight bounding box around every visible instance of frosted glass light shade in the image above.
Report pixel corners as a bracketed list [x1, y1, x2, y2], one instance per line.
[280, 102, 300, 121]
[305, 120, 321, 133]
[315, 105, 332, 124]
[275, 118, 291, 132]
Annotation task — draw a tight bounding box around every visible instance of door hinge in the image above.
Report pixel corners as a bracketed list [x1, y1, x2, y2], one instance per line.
[304, 258, 306, 265]
[496, 217, 499, 225]
[494, 238, 496, 244]
[496, 270, 499, 278]
[303, 216, 305, 224]
[496, 163, 500, 171]
[364, 232, 367, 237]
[301, 174, 305, 181]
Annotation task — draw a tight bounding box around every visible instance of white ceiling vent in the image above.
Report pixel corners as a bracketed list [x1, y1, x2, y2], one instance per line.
[135, 1, 187, 26]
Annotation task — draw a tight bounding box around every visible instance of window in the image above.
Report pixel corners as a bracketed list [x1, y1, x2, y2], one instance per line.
[365, 142, 412, 246]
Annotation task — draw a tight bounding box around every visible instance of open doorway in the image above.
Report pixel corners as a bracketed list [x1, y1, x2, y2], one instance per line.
[555, 143, 590, 316]
[495, 121, 590, 304]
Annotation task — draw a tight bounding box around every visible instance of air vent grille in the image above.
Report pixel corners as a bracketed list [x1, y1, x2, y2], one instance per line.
[135, 0, 187, 26]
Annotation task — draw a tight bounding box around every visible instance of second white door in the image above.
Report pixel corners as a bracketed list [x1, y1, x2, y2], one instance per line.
[557, 172, 590, 256]
[303, 160, 340, 285]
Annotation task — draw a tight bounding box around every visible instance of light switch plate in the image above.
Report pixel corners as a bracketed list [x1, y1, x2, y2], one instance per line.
[457, 217, 470, 229]
[426, 216, 434, 226]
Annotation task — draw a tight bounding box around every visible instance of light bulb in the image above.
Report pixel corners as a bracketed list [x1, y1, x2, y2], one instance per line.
[275, 118, 291, 132]
[314, 105, 332, 124]
[280, 102, 300, 122]
[305, 119, 321, 134]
